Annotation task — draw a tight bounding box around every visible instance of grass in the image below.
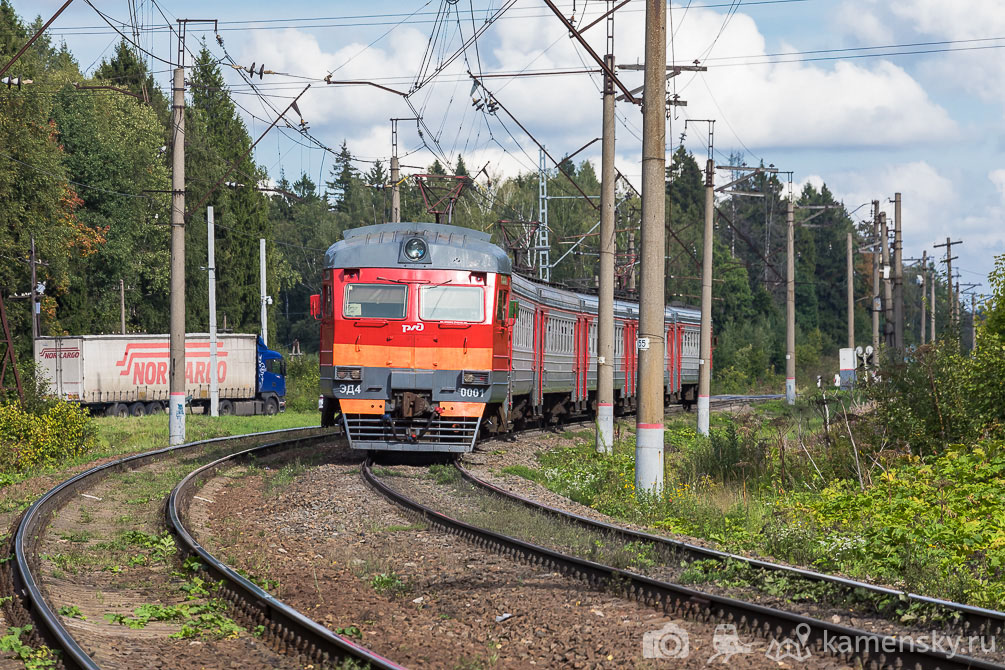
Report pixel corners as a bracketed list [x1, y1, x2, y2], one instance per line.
[0, 412, 319, 515]
[504, 402, 1005, 610]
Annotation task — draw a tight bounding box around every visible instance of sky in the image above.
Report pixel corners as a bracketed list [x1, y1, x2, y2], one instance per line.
[18, 0, 1005, 294]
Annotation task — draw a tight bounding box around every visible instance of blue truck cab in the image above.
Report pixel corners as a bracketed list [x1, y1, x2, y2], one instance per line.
[257, 336, 287, 413]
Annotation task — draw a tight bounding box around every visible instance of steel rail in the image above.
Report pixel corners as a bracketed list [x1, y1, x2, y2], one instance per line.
[7, 426, 324, 670]
[456, 462, 1005, 640]
[168, 435, 406, 670]
[363, 460, 998, 670]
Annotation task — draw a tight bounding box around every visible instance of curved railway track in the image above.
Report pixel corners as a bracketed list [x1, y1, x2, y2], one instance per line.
[3, 427, 401, 670]
[363, 460, 1001, 670]
[456, 462, 1005, 642]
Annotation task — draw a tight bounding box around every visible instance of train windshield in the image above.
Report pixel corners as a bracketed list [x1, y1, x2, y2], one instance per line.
[420, 286, 484, 322]
[344, 284, 407, 319]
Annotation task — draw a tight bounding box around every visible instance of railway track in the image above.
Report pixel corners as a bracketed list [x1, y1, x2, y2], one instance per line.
[363, 459, 1001, 670]
[456, 462, 1005, 642]
[2, 427, 401, 670]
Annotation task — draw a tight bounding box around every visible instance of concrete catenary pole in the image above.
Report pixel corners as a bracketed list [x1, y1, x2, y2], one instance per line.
[390, 155, 401, 223]
[930, 266, 936, 342]
[971, 293, 977, 352]
[920, 250, 927, 345]
[208, 206, 219, 417]
[893, 193, 904, 349]
[880, 212, 892, 347]
[119, 279, 126, 334]
[785, 198, 795, 405]
[29, 237, 38, 340]
[946, 237, 954, 330]
[871, 202, 880, 356]
[260, 238, 268, 347]
[596, 47, 616, 453]
[954, 280, 960, 329]
[697, 158, 714, 434]
[168, 66, 186, 446]
[847, 231, 854, 349]
[635, 0, 667, 493]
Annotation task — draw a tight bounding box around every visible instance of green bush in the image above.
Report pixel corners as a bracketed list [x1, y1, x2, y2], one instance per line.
[284, 353, 320, 413]
[0, 400, 96, 473]
[865, 333, 1005, 456]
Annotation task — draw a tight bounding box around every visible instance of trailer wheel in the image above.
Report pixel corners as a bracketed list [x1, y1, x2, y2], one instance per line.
[145, 402, 164, 415]
[107, 403, 129, 418]
[219, 400, 234, 416]
[264, 397, 279, 416]
[129, 402, 146, 417]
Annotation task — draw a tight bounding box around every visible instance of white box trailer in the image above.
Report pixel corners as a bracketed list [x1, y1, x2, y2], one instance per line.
[34, 333, 287, 417]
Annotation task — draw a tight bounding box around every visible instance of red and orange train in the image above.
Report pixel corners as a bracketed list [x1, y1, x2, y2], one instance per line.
[312, 223, 702, 452]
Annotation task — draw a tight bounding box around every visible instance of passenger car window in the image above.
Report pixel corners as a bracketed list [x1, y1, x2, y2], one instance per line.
[344, 284, 407, 319]
[420, 286, 484, 322]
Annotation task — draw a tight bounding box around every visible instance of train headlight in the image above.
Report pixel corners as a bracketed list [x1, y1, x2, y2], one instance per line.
[403, 238, 427, 261]
[336, 366, 362, 380]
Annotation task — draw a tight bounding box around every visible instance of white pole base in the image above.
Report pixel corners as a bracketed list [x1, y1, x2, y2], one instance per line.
[697, 395, 710, 435]
[786, 377, 796, 406]
[635, 424, 664, 492]
[596, 403, 614, 453]
[169, 393, 186, 446]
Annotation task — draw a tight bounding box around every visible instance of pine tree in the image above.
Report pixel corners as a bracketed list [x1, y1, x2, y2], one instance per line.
[428, 159, 446, 175]
[454, 154, 468, 176]
[326, 141, 356, 211]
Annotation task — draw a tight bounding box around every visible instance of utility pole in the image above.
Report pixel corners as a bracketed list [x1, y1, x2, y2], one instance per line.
[893, 193, 904, 349]
[930, 267, 936, 342]
[390, 123, 401, 224]
[260, 238, 268, 346]
[635, 0, 667, 493]
[29, 237, 38, 340]
[971, 293, 977, 351]
[934, 237, 961, 334]
[168, 62, 186, 446]
[207, 206, 219, 417]
[697, 154, 714, 435]
[876, 211, 892, 349]
[955, 279, 960, 327]
[846, 231, 854, 349]
[785, 198, 795, 405]
[595, 3, 616, 453]
[920, 250, 927, 344]
[871, 201, 880, 355]
[119, 279, 126, 334]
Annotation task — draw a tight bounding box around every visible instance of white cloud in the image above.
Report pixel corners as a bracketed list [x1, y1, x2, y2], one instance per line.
[836, 0, 1005, 106]
[989, 169, 1005, 203]
[231, 1, 957, 190]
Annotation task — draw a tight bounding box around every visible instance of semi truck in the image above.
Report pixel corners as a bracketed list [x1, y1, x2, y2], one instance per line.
[34, 333, 286, 417]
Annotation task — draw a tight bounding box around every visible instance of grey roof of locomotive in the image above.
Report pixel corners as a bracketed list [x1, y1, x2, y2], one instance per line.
[326, 223, 699, 324]
[326, 223, 512, 274]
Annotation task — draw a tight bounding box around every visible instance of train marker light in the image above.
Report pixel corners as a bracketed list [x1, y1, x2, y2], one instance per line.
[403, 238, 427, 261]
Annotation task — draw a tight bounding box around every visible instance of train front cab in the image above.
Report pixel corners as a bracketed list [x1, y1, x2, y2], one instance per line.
[317, 224, 512, 452]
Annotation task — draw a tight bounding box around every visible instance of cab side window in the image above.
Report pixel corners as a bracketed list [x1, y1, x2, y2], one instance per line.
[496, 289, 509, 322]
[323, 284, 333, 317]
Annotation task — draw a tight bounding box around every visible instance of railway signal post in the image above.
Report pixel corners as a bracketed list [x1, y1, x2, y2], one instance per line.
[636, 0, 667, 492]
[596, 26, 616, 453]
[169, 64, 186, 446]
[880, 212, 893, 348]
[920, 250, 927, 345]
